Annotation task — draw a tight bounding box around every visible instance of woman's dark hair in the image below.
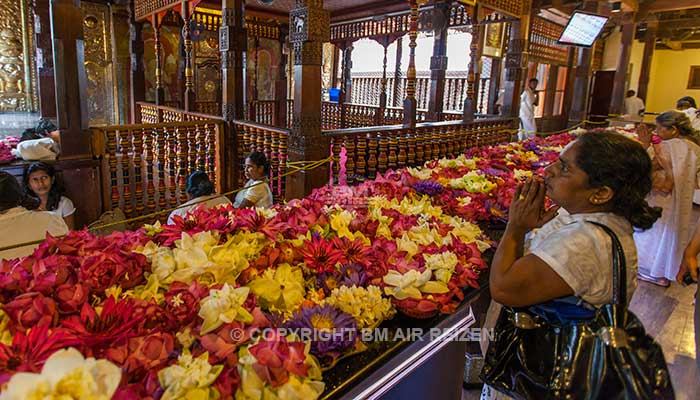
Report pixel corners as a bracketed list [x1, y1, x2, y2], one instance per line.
[656, 110, 699, 140]
[574, 131, 662, 230]
[247, 151, 270, 175]
[0, 172, 23, 212]
[677, 96, 697, 109]
[186, 171, 215, 198]
[23, 162, 64, 211]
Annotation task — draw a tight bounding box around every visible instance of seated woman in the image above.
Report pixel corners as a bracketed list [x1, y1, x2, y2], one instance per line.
[483, 131, 660, 399]
[23, 162, 76, 230]
[233, 151, 273, 209]
[0, 171, 68, 261]
[676, 96, 700, 131]
[167, 171, 232, 224]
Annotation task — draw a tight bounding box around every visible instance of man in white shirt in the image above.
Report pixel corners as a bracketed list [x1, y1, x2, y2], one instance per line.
[622, 90, 645, 121]
[519, 78, 539, 140]
[0, 171, 68, 261]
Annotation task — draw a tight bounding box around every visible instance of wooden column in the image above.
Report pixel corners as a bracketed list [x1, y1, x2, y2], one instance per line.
[403, 0, 419, 127]
[128, 0, 146, 124]
[392, 36, 403, 107]
[488, 56, 502, 115]
[340, 41, 354, 103]
[181, 0, 195, 111]
[274, 27, 289, 128]
[561, 47, 577, 124]
[379, 36, 390, 110]
[220, 0, 246, 121]
[463, 8, 485, 121]
[50, 0, 90, 158]
[637, 17, 657, 102]
[501, 4, 532, 120]
[152, 13, 165, 105]
[543, 65, 558, 117]
[285, 0, 330, 199]
[331, 44, 341, 88]
[610, 20, 635, 116]
[427, 1, 449, 121]
[569, 0, 598, 122]
[35, 0, 56, 118]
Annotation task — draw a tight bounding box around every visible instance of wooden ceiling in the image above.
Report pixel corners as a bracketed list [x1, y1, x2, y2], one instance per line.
[197, 0, 413, 22]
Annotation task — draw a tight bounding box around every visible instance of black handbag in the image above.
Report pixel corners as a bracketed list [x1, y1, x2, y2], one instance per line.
[481, 222, 675, 399]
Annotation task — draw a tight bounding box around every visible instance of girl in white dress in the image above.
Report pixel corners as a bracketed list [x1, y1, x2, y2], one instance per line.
[23, 162, 76, 230]
[233, 151, 273, 209]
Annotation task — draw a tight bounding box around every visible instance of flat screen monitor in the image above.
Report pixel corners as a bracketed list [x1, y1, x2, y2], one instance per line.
[557, 11, 608, 47]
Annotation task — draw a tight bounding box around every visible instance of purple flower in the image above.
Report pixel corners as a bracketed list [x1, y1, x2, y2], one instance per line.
[339, 263, 367, 288]
[284, 304, 357, 359]
[412, 180, 445, 196]
[480, 168, 506, 177]
[316, 269, 342, 294]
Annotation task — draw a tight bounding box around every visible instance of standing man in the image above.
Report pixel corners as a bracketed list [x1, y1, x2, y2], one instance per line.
[519, 78, 539, 140]
[623, 90, 645, 121]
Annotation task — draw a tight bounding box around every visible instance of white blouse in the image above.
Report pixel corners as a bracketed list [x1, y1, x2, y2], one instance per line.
[233, 179, 273, 209]
[167, 194, 232, 224]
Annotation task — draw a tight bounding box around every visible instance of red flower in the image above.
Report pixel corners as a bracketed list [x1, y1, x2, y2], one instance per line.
[200, 308, 269, 366]
[232, 208, 288, 241]
[163, 281, 207, 326]
[248, 332, 309, 387]
[4, 292, 57, 331]
[333, 237, 371, 266]
[298, 233, 344, 274]
[54, 283, 89, 314]
[109, 332, 176, 374]
[0, 324, 77, 385]
[213, 366, 240, 400]
[77, 249, 146, 294]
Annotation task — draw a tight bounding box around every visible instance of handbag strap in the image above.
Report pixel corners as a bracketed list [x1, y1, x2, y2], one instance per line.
[587, 221, 627, 307]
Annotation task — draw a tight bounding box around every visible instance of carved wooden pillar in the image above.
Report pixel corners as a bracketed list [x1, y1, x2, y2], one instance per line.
[561, 47, 577, 124]
[340, 41, 354, 103]
[610, 20, 635, 116]
[181, 0, 195, 111]
[128, 0, 146, 124]
[220, 0, 246, 121]
[285, 0, 330, 199]
[488, 56, 502, 115]
[379, 36, 390, 110]
[543, 65, 558, 117]
[152, 13, 165, 105]
[501, 5, 532, 120]
[252, 36, 260, 103]
[275, 26, 289, 128]
[637, 17, 657, 102]
[570, 0, 598, 122]
[35, 0, 57, 118]
[403, 0, 419, 127]
[393, 36, 403, 107]
[463, 10, 484, 122]
[427, 1, 449, 121]
[50, 0, 90, 157]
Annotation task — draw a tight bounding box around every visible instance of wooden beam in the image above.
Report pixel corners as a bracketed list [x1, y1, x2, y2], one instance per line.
[645, 0, 700, 13]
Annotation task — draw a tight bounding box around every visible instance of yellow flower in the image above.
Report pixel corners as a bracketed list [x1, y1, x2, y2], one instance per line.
[423, 252, 459, 283]
[324, 285, 395, 329]
[158, 351, 223, 400]
[0, 309, 13, 346]
[329, 208, 356, 240]
[0, 348, 121, 400]
[406, 167, 434, 180]
[382, 269, 449, 300]
[176, 327, 196, 350]
[248, 263, 305, 313]
[198, 283, 254, 334]
[128, 273, 164, 303]
[513, 169, 533, 181]
[395, 233, 419, 259]
[143, 220, 164, 236]
[437, 154, 478, 169]
[440, 215, 491, 251]
[407, 220, 452, 247]
[449, 171, 497, 193]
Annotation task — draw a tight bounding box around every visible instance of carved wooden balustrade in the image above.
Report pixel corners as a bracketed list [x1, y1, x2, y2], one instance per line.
[137, 102, 219, 124]
[91, 119, 225, 220]
[232, 120, 290, 201]
[247, 100, 276, 126]
[324, 117, 516, 184]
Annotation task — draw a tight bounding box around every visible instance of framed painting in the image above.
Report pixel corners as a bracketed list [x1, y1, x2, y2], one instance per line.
[688, 66, 700, 89]
[482, 23, 504, 58]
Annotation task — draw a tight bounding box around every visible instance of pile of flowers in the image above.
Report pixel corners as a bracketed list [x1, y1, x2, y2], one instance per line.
[0, 136, 19, 163]
[0, 132, 594, 398]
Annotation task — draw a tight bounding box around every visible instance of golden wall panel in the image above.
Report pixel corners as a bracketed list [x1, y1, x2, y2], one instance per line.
[82, 1, 116, 125]
[0, 0, 38, 112]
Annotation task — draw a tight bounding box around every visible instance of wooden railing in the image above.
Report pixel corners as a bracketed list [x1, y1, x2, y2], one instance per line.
[92, 119, 225, 220]
[138, 102, 221, 124]
[324, 117, 516, 184]
[232, 120, 290, 201]
[247, 100, 276, 126]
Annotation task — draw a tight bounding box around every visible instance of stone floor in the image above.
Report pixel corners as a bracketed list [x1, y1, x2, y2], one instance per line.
[462, 281, 699, 400]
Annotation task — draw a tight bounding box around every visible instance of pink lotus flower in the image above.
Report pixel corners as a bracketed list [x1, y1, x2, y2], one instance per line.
[4, 292, 58, 331]
[109, 332, 176, 374]
[213, 366, 240, 400]
[248, 332, 310, 387]
[54, 283, 89, 314]
[163, 281, 208, 326]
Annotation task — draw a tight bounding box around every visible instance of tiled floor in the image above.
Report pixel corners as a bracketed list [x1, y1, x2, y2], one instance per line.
[463, 282, 699, 400]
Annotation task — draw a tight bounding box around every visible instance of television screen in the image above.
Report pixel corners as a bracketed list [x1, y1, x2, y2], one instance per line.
[557, 11, 608, 47]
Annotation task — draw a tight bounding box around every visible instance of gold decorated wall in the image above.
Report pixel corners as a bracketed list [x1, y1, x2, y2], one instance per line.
[0, 0, 38, 112]
[82, 1, 117, 125]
